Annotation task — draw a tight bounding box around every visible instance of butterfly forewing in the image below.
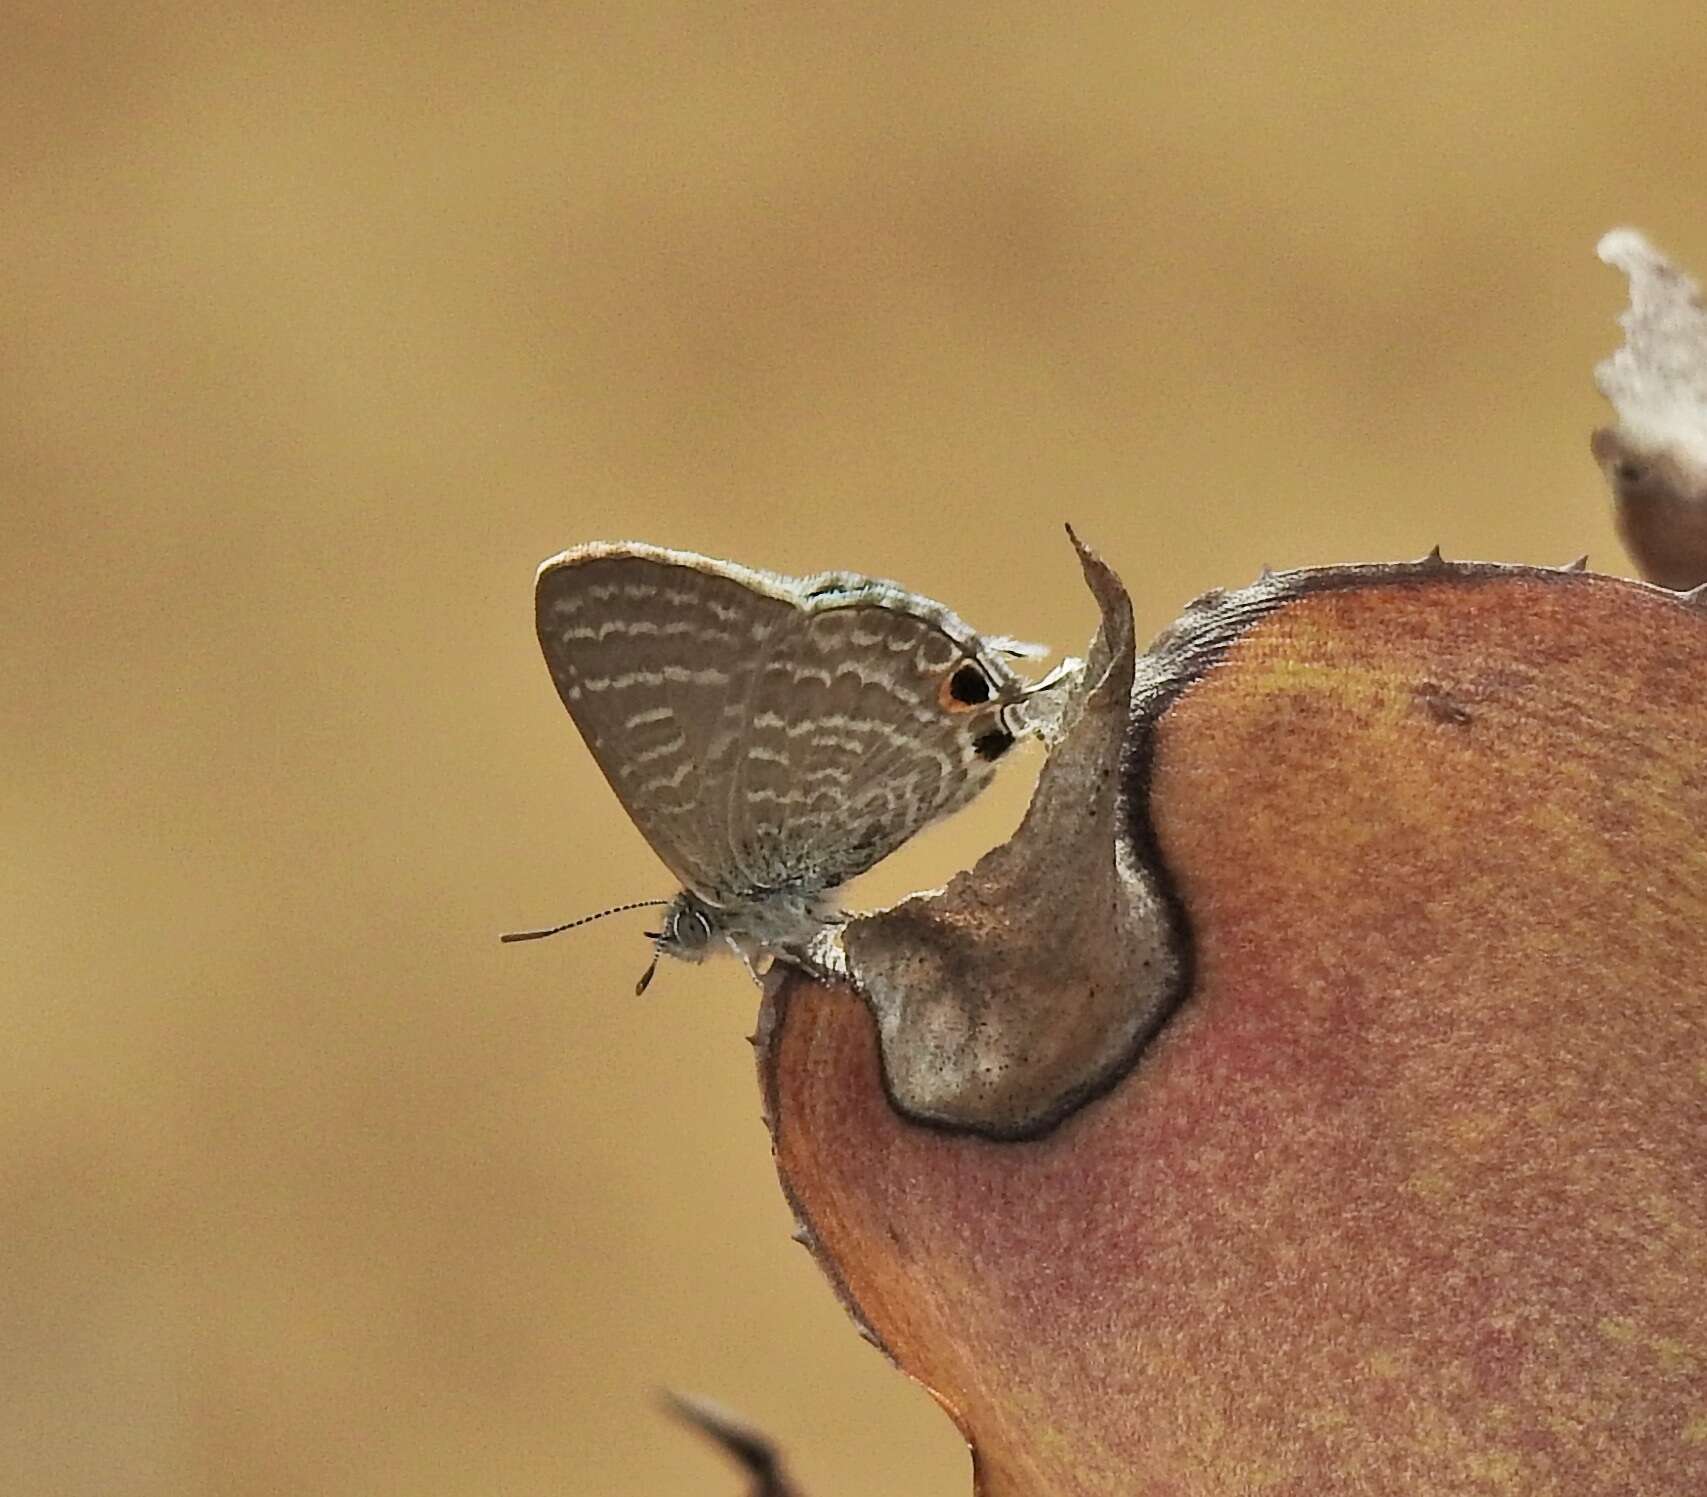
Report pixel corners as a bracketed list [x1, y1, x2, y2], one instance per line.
[535, 546, 797, 902]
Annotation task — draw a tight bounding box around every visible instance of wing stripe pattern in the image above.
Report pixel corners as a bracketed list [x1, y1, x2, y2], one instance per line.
[534, 541, 1054, 943]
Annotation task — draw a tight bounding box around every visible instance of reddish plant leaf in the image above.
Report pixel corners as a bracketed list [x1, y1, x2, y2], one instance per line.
[761, 550, 1707, 1495]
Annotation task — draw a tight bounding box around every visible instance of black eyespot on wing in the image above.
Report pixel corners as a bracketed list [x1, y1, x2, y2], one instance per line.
[949, 663, 992, 705]
[972, 727, 1014, 761]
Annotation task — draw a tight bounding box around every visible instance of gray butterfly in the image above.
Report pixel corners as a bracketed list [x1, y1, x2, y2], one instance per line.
[508, 542, 1077, 992]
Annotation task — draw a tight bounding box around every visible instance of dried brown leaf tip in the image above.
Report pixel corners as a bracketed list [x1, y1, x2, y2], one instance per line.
[1592, 228, 1707, 589]
[661, 1392, 804, 1497]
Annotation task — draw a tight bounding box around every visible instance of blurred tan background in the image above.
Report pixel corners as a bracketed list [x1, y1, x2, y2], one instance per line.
[3, 3, 1704, 1493]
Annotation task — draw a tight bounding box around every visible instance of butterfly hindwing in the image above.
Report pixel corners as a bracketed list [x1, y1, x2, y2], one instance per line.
[723, 593, 1022, 898]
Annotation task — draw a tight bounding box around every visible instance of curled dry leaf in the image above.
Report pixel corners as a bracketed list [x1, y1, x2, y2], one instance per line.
[828, 530, 1172, 1137]
[759, 542, 1707, 1495]
[1592, 228, 1707, 588]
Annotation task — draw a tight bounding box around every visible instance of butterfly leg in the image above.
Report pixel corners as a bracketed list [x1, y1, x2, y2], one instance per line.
[722, 932, 773, 988]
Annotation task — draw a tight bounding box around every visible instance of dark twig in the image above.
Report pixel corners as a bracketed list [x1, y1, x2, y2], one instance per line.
[660, 1391, 805, 1497]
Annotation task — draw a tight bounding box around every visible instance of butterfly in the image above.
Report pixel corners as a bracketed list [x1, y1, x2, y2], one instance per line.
[505, 542, 1078, 992]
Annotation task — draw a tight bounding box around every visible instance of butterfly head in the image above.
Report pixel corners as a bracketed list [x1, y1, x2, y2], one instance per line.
[635, 891, 721, 994]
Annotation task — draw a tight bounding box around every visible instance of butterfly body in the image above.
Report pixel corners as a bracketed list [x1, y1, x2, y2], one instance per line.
[644, 886, 828, 990]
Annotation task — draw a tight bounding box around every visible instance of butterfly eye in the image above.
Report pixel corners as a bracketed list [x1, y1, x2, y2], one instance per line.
[672, 906, 713, 946]
[940, 661, 993, 712]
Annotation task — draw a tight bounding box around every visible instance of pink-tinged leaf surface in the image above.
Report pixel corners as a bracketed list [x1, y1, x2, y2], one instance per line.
[762, 566, 1707, 1495]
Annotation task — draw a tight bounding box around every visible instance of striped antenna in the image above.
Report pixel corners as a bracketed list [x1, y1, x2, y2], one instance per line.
[499, 900, 672, 944]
